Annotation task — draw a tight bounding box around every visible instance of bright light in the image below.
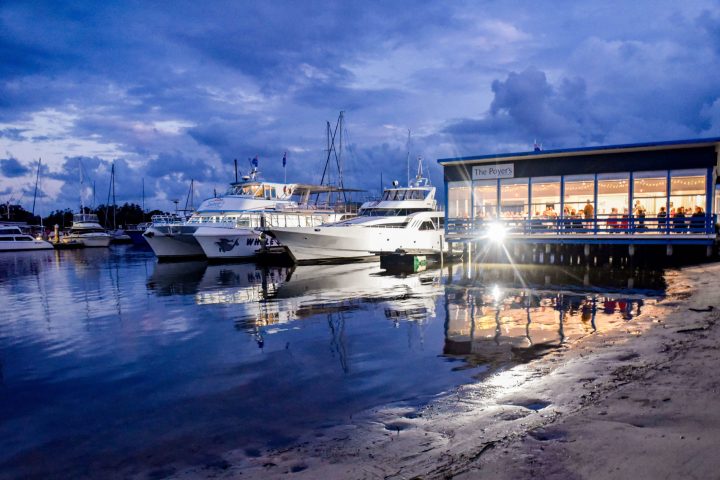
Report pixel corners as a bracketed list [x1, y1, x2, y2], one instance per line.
[486, 222, 507, 243]
[491, 284, 502, 300]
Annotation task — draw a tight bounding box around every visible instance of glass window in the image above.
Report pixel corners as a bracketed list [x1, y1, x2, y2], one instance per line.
[633, 171, 667, 215]
[448, 181, 471, 219]
[500, 178, 529, 219]
[597, 173, 629, 219]
[531, 177, 560, 218]
[564, 174, 595, 218]
[670, 169, 706, 216]
[473, 180, 497, 220]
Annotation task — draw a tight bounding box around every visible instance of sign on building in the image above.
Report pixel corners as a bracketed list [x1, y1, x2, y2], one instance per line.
[472, 163, 514, 180]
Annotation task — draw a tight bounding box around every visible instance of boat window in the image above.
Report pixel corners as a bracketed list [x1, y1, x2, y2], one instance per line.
[0, 228, 22, 235]
[15, 236, 33, 241]
[0, 237, 12, 241]
[418, 221, 435, 231]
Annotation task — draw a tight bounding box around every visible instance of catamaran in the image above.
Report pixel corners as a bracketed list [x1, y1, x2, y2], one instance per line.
[268, 160, 446, 263]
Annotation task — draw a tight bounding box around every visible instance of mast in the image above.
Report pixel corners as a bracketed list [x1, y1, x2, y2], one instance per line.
[111, 162, 116, 229]
[32, 158, 41, 217]
[142, 177, 145, 215]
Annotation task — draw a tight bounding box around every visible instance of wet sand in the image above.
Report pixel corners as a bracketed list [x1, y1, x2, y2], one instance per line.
[175, 262, 720, 479]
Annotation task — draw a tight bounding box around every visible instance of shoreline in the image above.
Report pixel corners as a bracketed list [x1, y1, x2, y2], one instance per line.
[174, 262, 720, 479]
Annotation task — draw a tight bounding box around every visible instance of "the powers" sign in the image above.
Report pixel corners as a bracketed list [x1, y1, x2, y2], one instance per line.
[472, 163, 514, 180]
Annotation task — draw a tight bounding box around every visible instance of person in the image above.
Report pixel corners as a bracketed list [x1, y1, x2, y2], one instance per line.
[583, 200, 594, 219]
[657, 206, 667, 231]
[620, 208, 629, 231]
[673, 206, 686, 232]
[636, 206, 646, 230]
[691, 206, 706, 232]
[606, 207, 619, 230]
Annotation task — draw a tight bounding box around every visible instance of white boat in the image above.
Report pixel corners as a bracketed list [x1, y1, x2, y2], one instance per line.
[193, 185, 355, 261]
[269, 162, 446, 263]
[62, 213, 112, 247]
[0, 225, 53, 251]
[145, 169, 355, 260]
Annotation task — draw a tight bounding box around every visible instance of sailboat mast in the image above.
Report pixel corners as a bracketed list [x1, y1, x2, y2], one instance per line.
[111, 162, 116, 229]
[32, 158, 41, 217]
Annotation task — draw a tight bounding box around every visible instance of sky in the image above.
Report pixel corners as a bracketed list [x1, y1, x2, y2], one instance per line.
[2, 0, 720, 215]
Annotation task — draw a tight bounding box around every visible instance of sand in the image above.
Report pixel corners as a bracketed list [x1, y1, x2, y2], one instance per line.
[175, 262, 720, 480]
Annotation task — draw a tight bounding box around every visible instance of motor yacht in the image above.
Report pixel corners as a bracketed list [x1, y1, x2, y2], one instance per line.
[0, 225, 53, 251]
[145, 167, 356, 260]
[269, 164, 446, 263]
[193, 184, 356, 261]
[62, 213, 112, 247]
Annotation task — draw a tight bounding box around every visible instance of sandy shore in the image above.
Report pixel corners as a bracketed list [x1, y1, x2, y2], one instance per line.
[175, 262, 720, 480]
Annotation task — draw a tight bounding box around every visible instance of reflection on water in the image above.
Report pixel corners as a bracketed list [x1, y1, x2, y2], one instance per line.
[0, 249, 664, 479]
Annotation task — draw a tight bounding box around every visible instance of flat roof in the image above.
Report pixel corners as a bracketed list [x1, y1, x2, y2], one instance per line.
[437, 137, 720, 166]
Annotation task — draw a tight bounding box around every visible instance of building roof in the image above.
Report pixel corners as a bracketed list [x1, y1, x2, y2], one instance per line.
[437, 137, 720, 166]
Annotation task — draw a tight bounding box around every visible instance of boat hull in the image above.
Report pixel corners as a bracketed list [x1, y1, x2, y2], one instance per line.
[269, 226, 444, 262]
[0, 240, 54, 251]
[194, 227, 276, 260]
[63, 234, 112, 248]
[144, 225, 205, 258]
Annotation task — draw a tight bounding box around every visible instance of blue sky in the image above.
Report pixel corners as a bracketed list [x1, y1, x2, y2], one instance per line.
[2, 0, 720, 214]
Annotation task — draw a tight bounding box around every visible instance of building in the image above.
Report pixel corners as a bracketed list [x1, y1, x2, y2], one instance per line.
[438, 137, 719, 249]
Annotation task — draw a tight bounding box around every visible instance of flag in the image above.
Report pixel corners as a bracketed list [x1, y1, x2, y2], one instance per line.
[282, 152, 287, 168]
[252, 155, 259, 167]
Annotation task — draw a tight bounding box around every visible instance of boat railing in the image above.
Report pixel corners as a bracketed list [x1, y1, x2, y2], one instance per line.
[446, 213, 718, 236]
[150, 214, 187, 226]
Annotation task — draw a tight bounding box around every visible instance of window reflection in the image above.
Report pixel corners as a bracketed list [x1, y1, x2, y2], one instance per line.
[473, 180, 497, 220]
[500, 178, 529, 219]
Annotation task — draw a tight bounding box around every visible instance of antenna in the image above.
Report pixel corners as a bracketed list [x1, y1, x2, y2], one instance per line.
[406, 129, 411, 187]
[234, 158, 238, 183]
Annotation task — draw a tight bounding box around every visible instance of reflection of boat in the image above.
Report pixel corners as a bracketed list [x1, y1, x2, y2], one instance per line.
[269, 160, 445, 262]
[146, 260, 209, 295]
[194, 263, 292, 305]
[0, 224, 53, 251]
[270, 262, 442, 321]
[62, 214, 112, 248]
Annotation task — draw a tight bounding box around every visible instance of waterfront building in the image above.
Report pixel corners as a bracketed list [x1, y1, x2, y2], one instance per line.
[438, 137, 719, 249]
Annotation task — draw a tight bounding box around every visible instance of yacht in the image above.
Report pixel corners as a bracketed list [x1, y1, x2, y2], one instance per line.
[62, 213, 112, 247]
[144, 169, 353, 260]
[268, 164, 446, 263]
[0, 225, 53, 251]
[193, 184, 355, 261]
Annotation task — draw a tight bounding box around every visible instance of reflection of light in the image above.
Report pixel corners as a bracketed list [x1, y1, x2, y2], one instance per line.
[486, 222, 507, 243]
[491, 284, 502, 301]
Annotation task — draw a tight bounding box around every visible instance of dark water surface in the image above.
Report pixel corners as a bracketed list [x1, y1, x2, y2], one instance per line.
[0, 247, 664, 478]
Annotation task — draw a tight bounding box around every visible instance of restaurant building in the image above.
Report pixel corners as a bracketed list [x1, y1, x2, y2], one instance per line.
[437, 137, 719, 248]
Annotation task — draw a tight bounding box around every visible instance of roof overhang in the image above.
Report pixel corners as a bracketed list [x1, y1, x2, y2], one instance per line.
[437, 137, 720, 166]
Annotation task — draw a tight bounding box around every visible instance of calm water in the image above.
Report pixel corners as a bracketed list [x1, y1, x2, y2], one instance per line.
[0, 247, 664, 479]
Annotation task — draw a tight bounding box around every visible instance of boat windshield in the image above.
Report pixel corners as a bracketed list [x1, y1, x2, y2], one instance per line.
[0, 227, 23, 235]
[381, 189, 428, 201]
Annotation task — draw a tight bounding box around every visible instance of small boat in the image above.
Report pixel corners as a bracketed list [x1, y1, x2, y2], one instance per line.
[0, 224, 53, 251]
[124, 222, 151, 246]
[62, 213, 112, 247]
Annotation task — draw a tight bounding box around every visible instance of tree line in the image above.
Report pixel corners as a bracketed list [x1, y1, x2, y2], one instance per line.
[1, 202, 167, 229]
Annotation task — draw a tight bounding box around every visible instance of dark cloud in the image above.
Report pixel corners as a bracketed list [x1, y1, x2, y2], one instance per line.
[0, 128, 26, 140]
[0, 157, 30, 177]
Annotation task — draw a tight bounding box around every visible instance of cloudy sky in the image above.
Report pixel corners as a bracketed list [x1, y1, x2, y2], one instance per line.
[2, 0, 720, 214]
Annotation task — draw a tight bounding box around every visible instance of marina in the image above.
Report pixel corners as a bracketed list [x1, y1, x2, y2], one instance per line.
[0, 246, 664, 478]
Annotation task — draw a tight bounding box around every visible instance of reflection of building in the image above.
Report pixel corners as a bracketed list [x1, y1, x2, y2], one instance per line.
[440, 138, 719, 247]
[444, 285, 648, 365]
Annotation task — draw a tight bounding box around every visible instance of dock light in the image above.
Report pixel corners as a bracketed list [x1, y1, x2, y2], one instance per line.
[486, 222, 507, 243]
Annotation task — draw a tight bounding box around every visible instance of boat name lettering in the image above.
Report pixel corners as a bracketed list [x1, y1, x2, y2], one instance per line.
[472, 163, 514, 180]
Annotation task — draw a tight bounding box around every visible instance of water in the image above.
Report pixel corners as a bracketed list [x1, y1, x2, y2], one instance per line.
[0, 247, 664, 478]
